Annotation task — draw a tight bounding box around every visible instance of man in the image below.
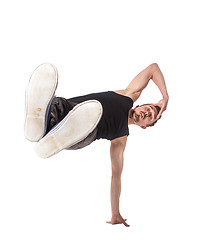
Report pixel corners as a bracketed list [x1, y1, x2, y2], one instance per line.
[24, 62, 169, 227]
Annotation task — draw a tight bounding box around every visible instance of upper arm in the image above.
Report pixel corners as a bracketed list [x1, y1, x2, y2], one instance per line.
[110, 136, 127, 176]
[125, 63, 158, 101]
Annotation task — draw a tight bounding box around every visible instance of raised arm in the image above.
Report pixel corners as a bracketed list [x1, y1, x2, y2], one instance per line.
[106, 136, 130, 227]
[126, 63, 169, 116]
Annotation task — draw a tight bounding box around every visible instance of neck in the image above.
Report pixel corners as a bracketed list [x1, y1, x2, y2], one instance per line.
[128, 109, 135, 125]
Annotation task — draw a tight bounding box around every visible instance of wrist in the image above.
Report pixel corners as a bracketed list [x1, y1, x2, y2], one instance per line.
[112, 213, 121, 219]
[112, 210, 120, 216]
[163, 94, 169, 100]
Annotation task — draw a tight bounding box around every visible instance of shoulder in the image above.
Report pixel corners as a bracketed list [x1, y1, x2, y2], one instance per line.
[114, 89, 138, 103]
[111, 136, 127, 150]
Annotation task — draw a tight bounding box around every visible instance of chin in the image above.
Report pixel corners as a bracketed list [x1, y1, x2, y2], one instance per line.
[129, 109, 134, 118]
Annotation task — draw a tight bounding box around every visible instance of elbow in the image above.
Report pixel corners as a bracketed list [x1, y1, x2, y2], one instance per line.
[111, 169, 122, 179]
[151, 63, 159, 70]
[111, 175, 121, 181]
[150, 63, 160, 77]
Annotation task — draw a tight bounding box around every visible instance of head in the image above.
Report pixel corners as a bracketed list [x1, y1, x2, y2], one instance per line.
[129, 104, 161, 129]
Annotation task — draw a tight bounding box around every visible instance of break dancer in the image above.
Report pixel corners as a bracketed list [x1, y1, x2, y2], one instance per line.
[24, 62, 169, 227]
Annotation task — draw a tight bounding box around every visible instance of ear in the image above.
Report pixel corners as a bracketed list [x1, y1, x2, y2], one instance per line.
[135, 105, 139, 108]
[141, 126, 147, 129]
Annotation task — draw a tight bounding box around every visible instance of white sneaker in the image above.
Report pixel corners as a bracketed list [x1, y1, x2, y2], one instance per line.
[35, 100, 103, 158]
[24, 63, 58, 142]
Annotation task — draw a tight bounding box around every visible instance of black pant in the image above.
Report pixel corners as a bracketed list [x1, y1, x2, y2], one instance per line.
[46, 97, 77, 135]
[46, 97, 97, 150]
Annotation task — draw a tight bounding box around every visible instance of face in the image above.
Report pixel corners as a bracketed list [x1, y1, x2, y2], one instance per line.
[132, 104, 158, 128]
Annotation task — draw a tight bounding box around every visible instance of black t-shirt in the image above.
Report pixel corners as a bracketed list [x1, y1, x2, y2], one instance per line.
[68, 91, 133, 140]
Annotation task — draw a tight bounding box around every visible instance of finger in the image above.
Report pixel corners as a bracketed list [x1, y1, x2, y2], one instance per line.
[122, 218, 129, 226]
[156, 112, 162, 120]
[123, 220, 130, 227]
[157, 105, 165, 118]
[107, 221, 121, 225]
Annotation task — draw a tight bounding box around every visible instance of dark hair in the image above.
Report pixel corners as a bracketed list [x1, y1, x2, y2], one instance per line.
[147, 105, 161, 127]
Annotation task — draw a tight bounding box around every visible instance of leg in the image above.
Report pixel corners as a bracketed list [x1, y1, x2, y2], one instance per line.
[45, 97, 78, 135]
[66, 127, 98, 150]
[47, 98, 98, 150]
[24, 63, 58, 142]
[35, 100, 103, 158]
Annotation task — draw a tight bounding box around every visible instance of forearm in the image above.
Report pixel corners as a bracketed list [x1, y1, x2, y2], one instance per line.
[110, 176, 121, 216]
[152, 64, 169, 99]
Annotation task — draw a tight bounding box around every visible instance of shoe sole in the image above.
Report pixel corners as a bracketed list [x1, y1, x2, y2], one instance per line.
[24, 63, 58, 142]
[35, 100, 103, 158]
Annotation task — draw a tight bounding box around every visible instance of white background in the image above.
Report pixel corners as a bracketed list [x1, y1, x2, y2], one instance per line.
[0, 0, 213, 239]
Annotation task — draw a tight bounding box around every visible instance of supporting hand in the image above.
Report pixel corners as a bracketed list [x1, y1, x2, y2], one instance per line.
[106, 214, 130, 227]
